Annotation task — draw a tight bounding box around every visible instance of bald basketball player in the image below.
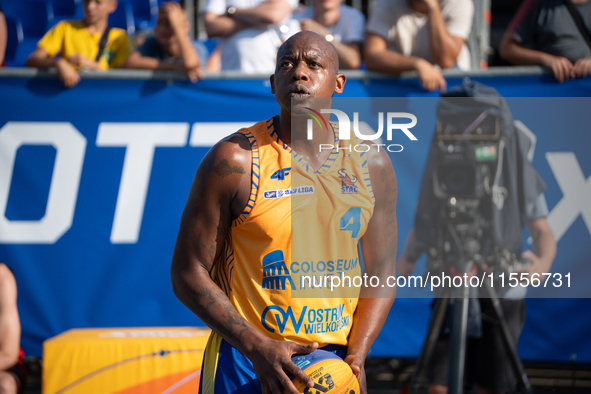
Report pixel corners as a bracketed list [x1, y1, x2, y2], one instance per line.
[171, 31, 397, 394]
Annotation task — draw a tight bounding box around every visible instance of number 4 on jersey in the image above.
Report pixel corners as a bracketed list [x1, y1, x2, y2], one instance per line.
[340, 207, 361, 238]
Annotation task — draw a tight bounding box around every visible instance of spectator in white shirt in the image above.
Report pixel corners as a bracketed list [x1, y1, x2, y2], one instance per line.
[293, 0, 365, 69]
[365, 0, 474, 92]
[201, 0, 300, 73]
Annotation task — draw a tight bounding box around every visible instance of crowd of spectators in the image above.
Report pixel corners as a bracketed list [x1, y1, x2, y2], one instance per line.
[1, 0, 591, 89]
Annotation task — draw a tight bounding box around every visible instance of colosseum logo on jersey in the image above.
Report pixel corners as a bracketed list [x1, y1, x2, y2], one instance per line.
[262, 250, 294, 290]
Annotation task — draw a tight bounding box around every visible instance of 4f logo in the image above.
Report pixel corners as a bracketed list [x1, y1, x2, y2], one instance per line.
[271, 167, 291, 180]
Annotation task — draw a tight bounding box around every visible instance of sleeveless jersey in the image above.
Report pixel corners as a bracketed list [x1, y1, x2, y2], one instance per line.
[211, 117, 375, 346]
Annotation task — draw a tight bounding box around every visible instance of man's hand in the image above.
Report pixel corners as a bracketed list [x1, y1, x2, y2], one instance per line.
[396, 253, 416, 277]
[414, 58, 446, 92]
[186, 66, 204, 82]
[56, 58, 81, 88]
[67, 53, 105, 70]
[170, 62, 203, 82]
[248, 339, 318, 394]
[299, 19, 330, 38]
[541, 55, 574, 83]
[520, 250, 551, 277]
[344, 354, 366, 394]
[573, 57, 591, 78]
[163, 1, 187, 36]
[521, 217, 556, 277]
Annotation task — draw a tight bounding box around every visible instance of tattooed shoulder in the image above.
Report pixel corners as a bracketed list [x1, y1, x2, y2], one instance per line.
[213, 159, 247, 178]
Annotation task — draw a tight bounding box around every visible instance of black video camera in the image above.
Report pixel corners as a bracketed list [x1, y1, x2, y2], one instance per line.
[428, 109, 506, 271]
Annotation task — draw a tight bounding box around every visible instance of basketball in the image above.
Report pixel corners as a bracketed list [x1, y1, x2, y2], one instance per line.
[285, 349, 360, 394]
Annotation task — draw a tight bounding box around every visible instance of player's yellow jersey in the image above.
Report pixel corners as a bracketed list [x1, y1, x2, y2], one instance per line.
[211, 117, 375, 346]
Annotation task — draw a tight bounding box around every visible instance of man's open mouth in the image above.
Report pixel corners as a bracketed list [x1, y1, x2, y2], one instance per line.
[288, 85, 312, 98]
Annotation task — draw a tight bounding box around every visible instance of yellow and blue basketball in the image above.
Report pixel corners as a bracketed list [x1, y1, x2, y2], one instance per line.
[285, 349, 360, 394]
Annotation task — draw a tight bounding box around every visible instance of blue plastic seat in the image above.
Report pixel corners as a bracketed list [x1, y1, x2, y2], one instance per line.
[4, 16, 24, 63]
[47, 0, 82, 29]
[200, 38, 218, 56]
[2, 0, 54, 38]
[109, 1, 136, 35]
[121, 0, 158, 30]
[10, 38, 40, 67]
[50, 0, 82, 18]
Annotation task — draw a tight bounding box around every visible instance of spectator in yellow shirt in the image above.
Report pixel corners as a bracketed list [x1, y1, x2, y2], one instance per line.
[26, 0, 131, 88]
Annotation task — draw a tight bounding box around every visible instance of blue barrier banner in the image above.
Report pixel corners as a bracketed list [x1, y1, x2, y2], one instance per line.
[0, 74, 590, 362]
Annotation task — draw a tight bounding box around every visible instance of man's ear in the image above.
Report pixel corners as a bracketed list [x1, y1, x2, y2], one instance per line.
[334, 73, 346, 94]
[270, 74, 275, 94]
[109, 0, 118, 13]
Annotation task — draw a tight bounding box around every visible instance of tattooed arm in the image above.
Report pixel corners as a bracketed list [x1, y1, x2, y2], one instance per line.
[171, 134, 316, 394]
[344, 145, 397, 394]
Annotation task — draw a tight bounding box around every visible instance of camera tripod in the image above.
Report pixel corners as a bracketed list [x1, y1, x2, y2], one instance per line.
[408, 265, 532, 394]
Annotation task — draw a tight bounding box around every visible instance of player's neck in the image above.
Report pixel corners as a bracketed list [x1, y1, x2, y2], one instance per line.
[275, 111, 335, 170]
[84, 18, 108, 35]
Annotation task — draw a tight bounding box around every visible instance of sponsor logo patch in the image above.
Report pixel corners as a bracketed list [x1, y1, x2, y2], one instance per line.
[262, 250, 294, 290]
[264, 186, 315, 199]
[338, 169, 358, 194]
[271, 167, 291, 180]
